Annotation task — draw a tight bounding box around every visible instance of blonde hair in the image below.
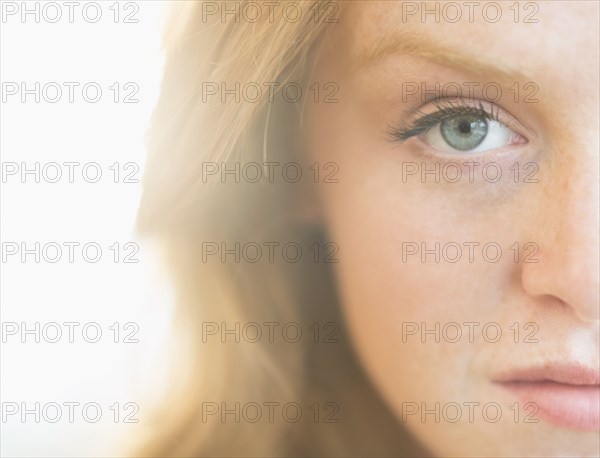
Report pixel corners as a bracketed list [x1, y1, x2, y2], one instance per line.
[136, 1, 419, 456]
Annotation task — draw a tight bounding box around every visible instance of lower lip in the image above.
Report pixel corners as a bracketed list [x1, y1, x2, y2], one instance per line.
[498, 381, 600, 431]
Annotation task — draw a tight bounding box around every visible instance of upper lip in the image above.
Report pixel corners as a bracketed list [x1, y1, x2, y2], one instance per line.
[492, 363, 600, 386]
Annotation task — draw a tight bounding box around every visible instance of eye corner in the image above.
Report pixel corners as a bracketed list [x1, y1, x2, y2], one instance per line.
[513, 132, 529, 146]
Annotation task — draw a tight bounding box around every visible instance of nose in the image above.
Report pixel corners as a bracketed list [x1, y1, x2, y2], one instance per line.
[521, 143, 599, 323]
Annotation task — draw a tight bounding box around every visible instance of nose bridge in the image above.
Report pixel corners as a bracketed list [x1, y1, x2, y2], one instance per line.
[527, 139, 600, 322]
[556, 140, 600, 257]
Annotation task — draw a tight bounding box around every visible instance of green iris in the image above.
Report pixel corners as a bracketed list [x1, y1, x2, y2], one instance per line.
[440, 115, 488, 151]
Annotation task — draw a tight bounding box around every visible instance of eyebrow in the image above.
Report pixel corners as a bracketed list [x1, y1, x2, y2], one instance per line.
[358, 31, 535, 83]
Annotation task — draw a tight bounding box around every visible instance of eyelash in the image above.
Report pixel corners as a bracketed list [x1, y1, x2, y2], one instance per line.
[387, 99, 501, 143]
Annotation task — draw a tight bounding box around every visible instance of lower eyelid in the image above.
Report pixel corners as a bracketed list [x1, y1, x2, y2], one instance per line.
[408, 135, 531, 167]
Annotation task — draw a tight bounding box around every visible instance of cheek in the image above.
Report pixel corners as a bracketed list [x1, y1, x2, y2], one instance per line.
[304, 95, 518, 425]
[317, 162, 478, 399]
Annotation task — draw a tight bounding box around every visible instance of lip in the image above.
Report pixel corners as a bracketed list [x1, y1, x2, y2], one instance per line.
[493, 363, 600, 431]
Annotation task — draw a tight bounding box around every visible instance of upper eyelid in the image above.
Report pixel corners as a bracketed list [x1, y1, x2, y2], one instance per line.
[402, 105, 498, 138]
[388, 97, 528, 142]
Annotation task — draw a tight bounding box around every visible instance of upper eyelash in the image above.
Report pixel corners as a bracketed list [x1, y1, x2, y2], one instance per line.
[387, 99, 501, 143]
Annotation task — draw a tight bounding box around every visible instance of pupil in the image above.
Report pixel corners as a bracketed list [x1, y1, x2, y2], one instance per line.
[458, 121, 471, 134]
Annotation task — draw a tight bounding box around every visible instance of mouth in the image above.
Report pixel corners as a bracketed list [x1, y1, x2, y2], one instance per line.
[493, 363, 600, 431]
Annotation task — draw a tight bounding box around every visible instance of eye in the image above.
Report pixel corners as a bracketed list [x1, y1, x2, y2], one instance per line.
[387, 100, 528, 156]
[422, 113, 522, 154]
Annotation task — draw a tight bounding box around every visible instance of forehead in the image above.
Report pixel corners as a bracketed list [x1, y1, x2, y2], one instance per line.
[337, 1, 598, 83]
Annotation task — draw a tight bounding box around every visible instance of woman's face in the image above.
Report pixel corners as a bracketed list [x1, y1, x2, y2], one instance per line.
[305, 1, 599, 456]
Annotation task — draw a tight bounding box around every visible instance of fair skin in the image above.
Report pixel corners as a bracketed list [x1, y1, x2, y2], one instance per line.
[305, 1, 599, 456]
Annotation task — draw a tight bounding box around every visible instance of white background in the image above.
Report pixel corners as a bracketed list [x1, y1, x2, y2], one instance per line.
[1, 1, 174, 455]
